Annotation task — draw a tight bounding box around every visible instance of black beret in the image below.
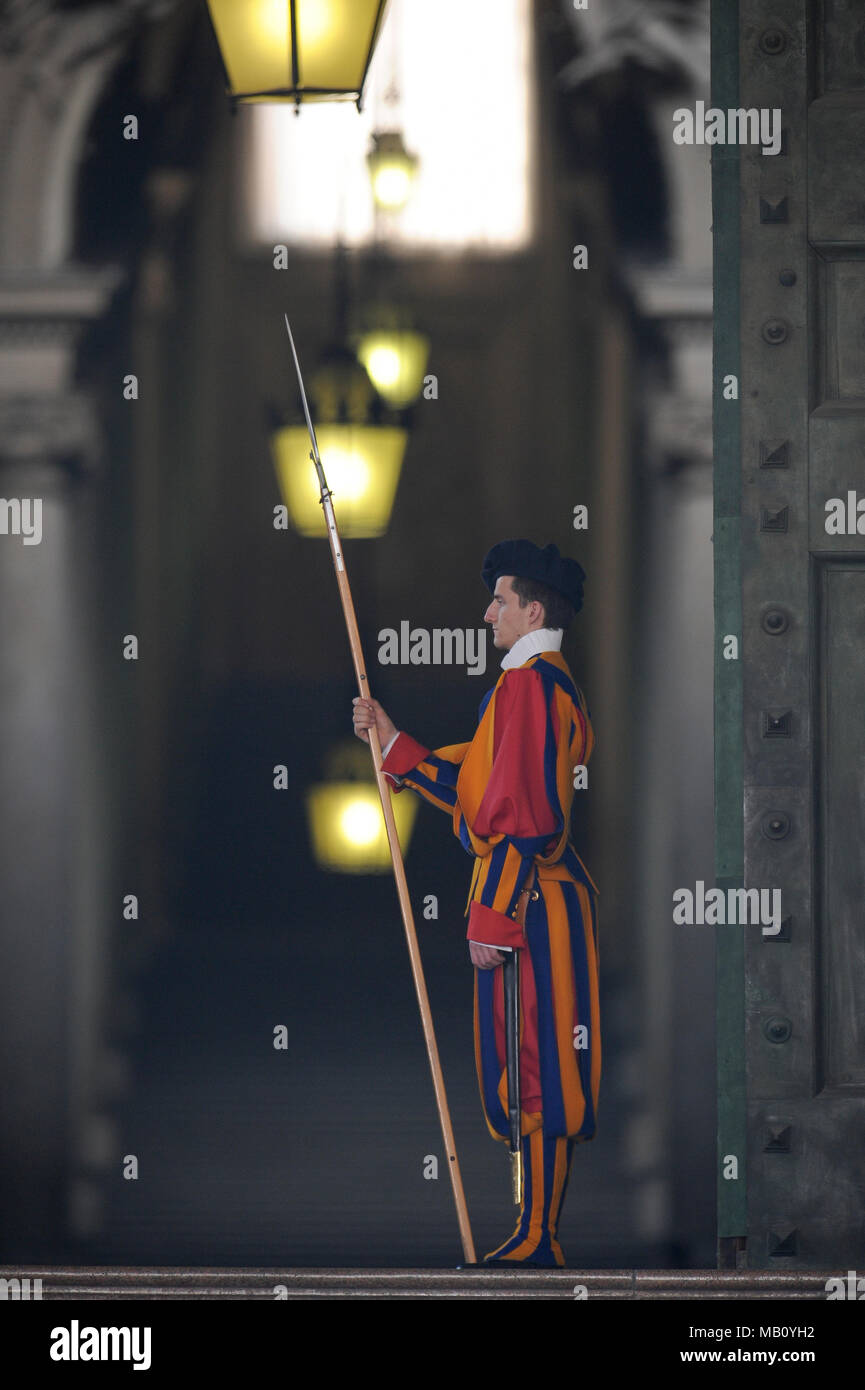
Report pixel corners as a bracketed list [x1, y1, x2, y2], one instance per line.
[481, 539, 585, 613]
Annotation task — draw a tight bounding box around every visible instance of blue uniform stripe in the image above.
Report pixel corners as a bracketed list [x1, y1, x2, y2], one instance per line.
[543, 701, 561, 823]
[528, 661, 570, 825]
[478, 685, 497, 721]
[525, 896, 566, 1135]
[456, 812, 474, 856]
[404, 768, 455, 806]
[564, 881, 595, 1139]
[561, 842, 596, 895]
[422, 753, 461, 787]
[530, 656, 581, 708]
[477, 970, 508, 1136]
[478, 840, 511, 910]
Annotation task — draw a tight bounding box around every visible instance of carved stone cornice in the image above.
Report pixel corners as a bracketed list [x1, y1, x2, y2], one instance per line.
[625, 266, 713, 475]
[0, 265, 122, 320]
[0, 390, 100, 467]
[0, 264, 121, 468]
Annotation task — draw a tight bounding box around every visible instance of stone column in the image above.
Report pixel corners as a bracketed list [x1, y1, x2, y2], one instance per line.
[0, 0, 179, 1259]
[0, 269, 120, 1251]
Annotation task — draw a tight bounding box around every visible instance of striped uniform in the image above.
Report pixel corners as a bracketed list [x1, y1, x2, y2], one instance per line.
[382, 649, 600, 1264]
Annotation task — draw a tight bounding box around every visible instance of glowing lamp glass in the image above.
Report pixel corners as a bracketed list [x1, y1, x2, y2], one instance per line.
[307, 783, 417, 872]
[272, 423, 406, 538]
[205, 0, 388, 106]
[366, 131, 419, 211]
[356, 330, 429, 408]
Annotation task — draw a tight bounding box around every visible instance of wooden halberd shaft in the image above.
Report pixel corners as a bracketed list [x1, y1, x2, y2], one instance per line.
[284, 314, 476, 1265]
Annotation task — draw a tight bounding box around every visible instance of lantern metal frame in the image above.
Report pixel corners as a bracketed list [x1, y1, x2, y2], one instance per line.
[208, 0, 390, 113]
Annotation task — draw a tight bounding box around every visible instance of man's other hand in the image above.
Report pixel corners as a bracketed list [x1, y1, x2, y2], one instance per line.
[469, 941, 506, 970]
[352, 697, 397, 748]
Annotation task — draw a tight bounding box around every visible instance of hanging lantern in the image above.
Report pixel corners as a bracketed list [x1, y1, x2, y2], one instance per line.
[206, 0, 389, 110]
[272, 345, 408, 538]
[366, 130, 419, 211]
[354, 305, 430, 408]
[273, 422, 406, 537]
[306, 741, 417, 872]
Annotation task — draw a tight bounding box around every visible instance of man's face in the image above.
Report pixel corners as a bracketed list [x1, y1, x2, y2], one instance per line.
[484, 575, 537, 650]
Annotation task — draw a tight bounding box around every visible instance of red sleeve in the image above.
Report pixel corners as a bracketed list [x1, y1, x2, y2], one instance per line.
[464, 669, 561, 949]
[467, 901, 528, 949]
[380, 732, 431, 790]
[472, 669, 558, 840]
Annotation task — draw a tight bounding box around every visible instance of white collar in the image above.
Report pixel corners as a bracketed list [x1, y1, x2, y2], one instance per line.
[500, 627, 563, 670]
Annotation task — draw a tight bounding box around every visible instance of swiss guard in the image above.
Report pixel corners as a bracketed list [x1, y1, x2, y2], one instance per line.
[353, 539, 600, 1267]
